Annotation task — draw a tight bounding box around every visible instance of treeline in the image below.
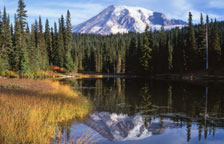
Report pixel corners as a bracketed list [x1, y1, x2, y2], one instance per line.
[1, 0, 224, 76]
[0, 0, 74, 75]
[72, 13, 224, 75]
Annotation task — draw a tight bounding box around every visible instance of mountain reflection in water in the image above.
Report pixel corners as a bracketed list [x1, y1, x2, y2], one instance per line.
[85, 112, 177, 141]
[60, 78, 224, 144]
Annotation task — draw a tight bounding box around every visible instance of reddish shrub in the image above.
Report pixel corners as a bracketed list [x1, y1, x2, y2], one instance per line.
[50, 66, 66, 73]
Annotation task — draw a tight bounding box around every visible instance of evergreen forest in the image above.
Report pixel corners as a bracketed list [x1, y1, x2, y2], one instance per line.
[1, 0, 224, 76]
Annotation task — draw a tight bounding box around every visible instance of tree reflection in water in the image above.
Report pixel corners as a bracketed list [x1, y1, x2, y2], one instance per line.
[61, 78, 224, 143]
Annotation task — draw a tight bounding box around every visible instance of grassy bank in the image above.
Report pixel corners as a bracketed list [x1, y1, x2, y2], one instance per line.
[0, 70, 66, 78]
[0, 79, 91, 144]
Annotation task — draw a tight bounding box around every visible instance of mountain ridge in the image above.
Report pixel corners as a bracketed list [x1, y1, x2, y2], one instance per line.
[72, 5, 187, 35]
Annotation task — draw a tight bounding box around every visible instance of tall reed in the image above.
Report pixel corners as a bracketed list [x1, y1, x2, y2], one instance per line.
[0, 79, 91, 144]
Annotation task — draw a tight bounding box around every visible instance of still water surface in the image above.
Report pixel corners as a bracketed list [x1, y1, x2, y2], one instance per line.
[61, 78, 224, 144]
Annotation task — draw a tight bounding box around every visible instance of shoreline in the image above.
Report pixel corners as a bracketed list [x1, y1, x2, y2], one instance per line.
[72, 72, 224, 82]
[152, 73, 224, 82]
[1, 71, 224, 82]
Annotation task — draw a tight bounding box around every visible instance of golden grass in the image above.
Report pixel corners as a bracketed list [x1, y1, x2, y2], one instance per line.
[22, 70, 65, 78]
[0, 70, 65, 78]
[75, 73, 103, 79]
[0, 79, 91, 144]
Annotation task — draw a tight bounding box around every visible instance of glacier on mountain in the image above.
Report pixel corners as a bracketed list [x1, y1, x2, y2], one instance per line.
[73, 5, 187, 35]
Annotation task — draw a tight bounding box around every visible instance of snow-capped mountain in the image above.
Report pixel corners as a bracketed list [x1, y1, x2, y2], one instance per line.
[84, 112, 178, 141]
[72, 5, 187, 35]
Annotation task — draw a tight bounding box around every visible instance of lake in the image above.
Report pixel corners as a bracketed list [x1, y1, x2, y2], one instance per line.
[60, 78, 224, 144]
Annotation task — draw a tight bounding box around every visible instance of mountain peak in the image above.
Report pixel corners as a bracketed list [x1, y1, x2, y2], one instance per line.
[72, 5, 187, 35]
[111, 4, 152, 11]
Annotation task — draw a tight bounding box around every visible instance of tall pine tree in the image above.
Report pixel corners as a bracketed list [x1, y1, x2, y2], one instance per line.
[45, 19, 53, 65]
[139, 25, 152, 74]
[172, 28, 184, 73]
[210, 19, 221, 71]
[197, 13, 206, 70]
[159, 26, 168, 73]
[1, 7, 12, 69]
[64, 10, 75, 72]
[17, 0, 27, 31]
[13, 14, 21, 71]
[38, 16, 49, 70]
[127, 37, 138, 73]
[186, 12, 196, 71]
[16, 0, 29, 73]
[56, 17, 65, 67]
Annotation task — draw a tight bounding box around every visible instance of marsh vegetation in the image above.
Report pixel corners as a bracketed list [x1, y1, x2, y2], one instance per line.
[0, 79, 91, 144]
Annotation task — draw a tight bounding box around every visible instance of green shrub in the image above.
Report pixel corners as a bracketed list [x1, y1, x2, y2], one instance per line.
[2, 70, 18, 78]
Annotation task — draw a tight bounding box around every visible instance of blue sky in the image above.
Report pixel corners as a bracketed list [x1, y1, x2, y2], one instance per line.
[0, 0, 224, 26]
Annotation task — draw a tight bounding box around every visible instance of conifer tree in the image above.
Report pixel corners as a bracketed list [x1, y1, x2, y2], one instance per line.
[186, 12, 196, 71]
[159, 26, 168, 73]
[127, 37, 137, 73]
[32, 20, 41, 71]
[116, 39, 124, 74]
[0, 11, 2, 73]
[210, 19, 221, 71]
[15, 0, 29, 73]
[45, 19, 53, 65]
[27, 24, 34, 71]
[38, 16, 49, 70]
[172, 28, 179, 72]
[50, 27, 54, 63]
[13, 14, 21, 71]
[25, 24, 31, 68]
[61, 15, 66, 58]
[206, 15, 211, 72]
[52, 22, 58, 65]
[19, 23, 29, 73]
[17, 0, 27, 31]
[173, 28, 184, 73]
[56, 18, 65, 67]
[139, 25, 152, 73]
[19, 42, 29, 73]
[1, 7, 12, 69]
[167, 33, 173, 71]
[64, 10, 74, 72]
[197, 13, 206, 70]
